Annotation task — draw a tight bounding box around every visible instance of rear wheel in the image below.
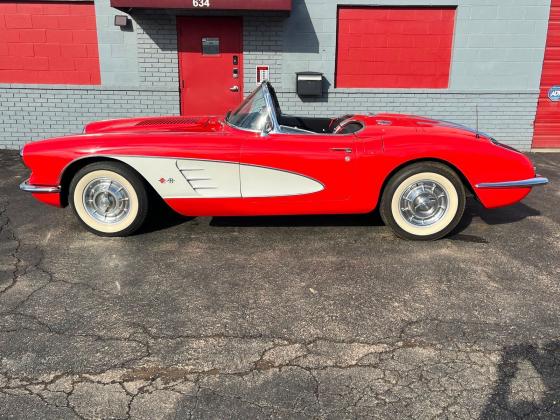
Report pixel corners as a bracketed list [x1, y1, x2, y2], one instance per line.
[380, 162, 466, 241]
[69, 162, 149, 237]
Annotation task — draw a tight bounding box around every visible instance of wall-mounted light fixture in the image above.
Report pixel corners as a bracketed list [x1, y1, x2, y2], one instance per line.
[114, 15, 129, 27]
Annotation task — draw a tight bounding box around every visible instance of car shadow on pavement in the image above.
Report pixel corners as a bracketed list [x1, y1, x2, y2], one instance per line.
[481, 341, 560, 418]
[138, 198, 194, 234]
[209, 212, 384, 228]
[209, 198, 540, 230]
[133, 191, 541, 236]
[137, 196, 540, 236]
[474, 202, 541, 226]
[449, 199, 541, 241]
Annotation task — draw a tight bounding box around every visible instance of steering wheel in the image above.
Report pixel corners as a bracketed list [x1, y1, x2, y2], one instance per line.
[328, 115, 352, 132]
[333, 118, 353, 135]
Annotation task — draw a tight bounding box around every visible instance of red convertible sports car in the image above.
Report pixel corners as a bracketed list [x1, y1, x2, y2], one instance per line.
[20, 82, 548, 240]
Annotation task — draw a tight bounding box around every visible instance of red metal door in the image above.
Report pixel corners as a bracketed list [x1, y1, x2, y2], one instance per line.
[533, 0, 560, 148]
[177, 17, 243, 116]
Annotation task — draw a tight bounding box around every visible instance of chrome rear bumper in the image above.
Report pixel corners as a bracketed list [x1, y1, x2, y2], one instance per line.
[20, 179, 61, 193]
[476, 177, 549, 189]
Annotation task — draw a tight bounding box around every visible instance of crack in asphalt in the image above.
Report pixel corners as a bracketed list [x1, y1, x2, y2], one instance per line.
[1, 268, 559, 420]
[0, 199, 23, 297]
[1, 329, 559, 418]
[0, 245, 558, 419]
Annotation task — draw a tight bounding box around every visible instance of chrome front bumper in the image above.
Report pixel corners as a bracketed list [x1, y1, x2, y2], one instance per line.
[20, 179, 61, 193]
[476, 177, 549, 189]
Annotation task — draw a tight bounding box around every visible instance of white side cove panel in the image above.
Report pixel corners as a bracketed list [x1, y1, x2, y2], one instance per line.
[112, 156, 241, 198]
[109, 156, 323, 199]
[240, 165, 323, 198]
[176, 159, 240, 198]
[113, 156, 199, 198]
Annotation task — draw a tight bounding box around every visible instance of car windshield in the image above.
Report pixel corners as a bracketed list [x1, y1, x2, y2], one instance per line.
[226, 84, 271, 132]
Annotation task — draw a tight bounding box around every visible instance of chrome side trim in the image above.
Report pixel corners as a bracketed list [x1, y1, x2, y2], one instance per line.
[476, 177, 549, 189]
[20, 180, 61, 193]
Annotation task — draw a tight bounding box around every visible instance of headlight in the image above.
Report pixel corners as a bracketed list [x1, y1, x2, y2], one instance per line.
[19, 146, 24, 158]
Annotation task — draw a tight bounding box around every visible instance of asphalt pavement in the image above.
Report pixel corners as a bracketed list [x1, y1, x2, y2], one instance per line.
[0, 149, 559, 419]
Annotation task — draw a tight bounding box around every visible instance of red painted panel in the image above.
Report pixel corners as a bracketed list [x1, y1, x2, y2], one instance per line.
[533, 0, 560, 148]
[336, 7, 456, 88]
[111, 0, 291, 11]
[177, 17, 243, 116]
[0, 2, 100, 85]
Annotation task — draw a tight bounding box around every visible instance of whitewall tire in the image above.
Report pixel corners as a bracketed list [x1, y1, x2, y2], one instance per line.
[69, 162, 149, 236]
[380, 162, 466, 241]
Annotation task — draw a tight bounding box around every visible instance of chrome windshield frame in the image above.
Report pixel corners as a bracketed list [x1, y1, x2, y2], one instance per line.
[260, 82, 281, 135]
[225, 82, 281, 136]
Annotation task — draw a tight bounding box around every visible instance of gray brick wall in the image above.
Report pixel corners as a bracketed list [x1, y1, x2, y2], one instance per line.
[282, 0, 551, 91]
[0, 0, 552, 151]
[0, 86, 179, 149]
[243, 15, 284, 94]
[94, 0, 139, 86]
[452, 0, 550, 90]
[133, 12, 285, 92]
[277, 0, 550, 150]
[135, 10, 179, 87]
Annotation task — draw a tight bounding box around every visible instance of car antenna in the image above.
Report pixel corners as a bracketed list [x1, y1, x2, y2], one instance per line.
[475, 104, 480, 138]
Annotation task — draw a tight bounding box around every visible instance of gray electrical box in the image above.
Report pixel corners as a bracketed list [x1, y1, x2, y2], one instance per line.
[296, 72, 323, 96]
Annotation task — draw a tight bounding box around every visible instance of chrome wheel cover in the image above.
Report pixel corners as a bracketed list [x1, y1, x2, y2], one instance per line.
[399, 180, 449, 227]
[82, 177, 130, 224]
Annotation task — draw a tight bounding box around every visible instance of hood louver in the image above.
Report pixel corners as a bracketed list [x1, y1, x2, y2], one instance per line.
[135, 117, 201, 126]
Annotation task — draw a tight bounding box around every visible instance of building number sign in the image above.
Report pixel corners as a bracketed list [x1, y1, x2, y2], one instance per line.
[192, 0, 210, 7]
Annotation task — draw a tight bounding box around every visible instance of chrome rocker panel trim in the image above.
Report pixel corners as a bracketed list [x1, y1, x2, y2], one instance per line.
[476, 177, 549, 189]
[20, 179, 61, 193]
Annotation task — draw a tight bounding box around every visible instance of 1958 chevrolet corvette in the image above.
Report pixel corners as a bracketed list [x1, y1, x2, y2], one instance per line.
[20, 82, 548, 240]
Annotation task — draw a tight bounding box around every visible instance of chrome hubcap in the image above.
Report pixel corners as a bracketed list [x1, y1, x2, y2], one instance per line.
[83, 177, 130, 224]
[399, 180, 449, 227]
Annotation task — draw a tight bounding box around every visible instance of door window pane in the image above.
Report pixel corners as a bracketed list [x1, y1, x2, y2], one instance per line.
[202, 37, 220, 55]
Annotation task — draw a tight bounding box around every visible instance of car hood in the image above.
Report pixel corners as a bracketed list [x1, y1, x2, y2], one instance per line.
[83, 116, 224, 134]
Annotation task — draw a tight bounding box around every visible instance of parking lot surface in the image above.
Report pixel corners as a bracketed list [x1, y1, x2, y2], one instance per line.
[0, 150, 559, 419]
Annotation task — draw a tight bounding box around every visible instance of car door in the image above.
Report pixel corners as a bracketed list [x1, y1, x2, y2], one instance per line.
[240, 132, 357, 205]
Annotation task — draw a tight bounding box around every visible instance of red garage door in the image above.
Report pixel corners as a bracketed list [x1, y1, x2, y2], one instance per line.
[336, 7, 456, 89]
[533, 0, 560, 148]
[0, 2, 100, 85]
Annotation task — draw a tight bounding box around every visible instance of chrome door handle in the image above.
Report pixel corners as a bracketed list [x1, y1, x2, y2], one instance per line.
[331, 147, 352, 153]
[230, 86, 239, 92]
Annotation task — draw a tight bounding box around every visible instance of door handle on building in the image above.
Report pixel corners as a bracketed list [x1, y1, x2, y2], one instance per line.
[230, 86, 240, 92]
[331, 147, 352, 153]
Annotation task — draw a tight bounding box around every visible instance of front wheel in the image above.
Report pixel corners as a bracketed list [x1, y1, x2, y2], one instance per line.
[69, 161, 149, 237]
[380, 162, 466, 241]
